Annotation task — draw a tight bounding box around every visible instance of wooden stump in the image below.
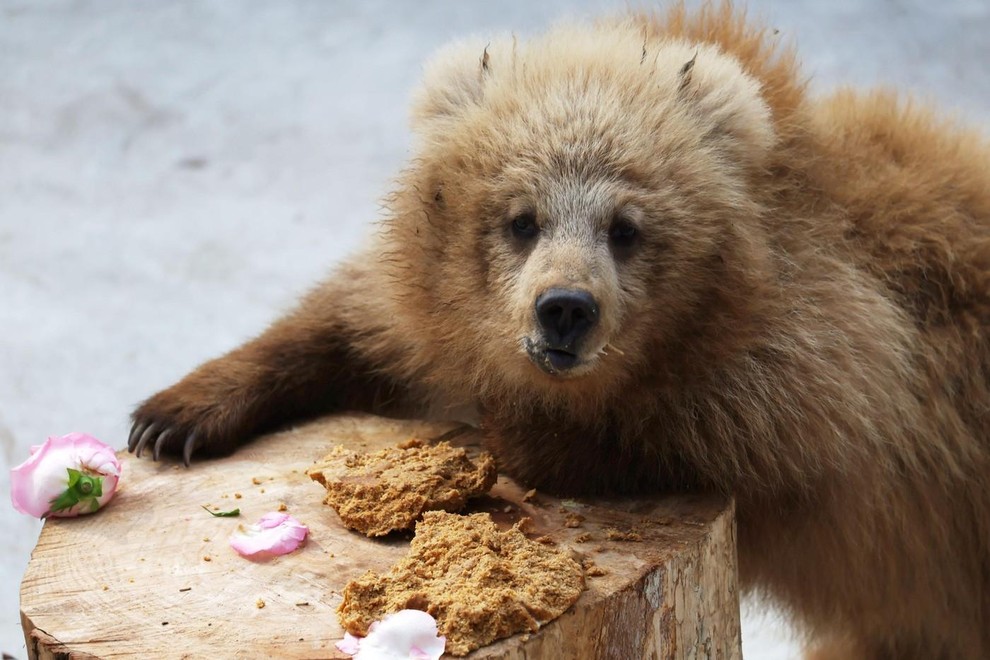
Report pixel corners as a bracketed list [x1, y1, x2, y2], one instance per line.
[20, 414, 741, 659]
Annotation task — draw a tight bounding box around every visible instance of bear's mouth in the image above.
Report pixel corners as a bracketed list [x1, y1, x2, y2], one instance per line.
[543, 348, 579, 372]
[522, 338, 584, 377]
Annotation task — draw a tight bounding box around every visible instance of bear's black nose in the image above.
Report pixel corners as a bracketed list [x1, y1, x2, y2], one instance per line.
[535, 288, 599, 351]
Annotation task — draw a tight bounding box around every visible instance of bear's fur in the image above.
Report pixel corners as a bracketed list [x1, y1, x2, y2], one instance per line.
[130, 3, 990, 657]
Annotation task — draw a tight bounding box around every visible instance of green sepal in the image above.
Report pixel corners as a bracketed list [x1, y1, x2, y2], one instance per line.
[48, 488, 79, 513]
[49, 469, 105, 514]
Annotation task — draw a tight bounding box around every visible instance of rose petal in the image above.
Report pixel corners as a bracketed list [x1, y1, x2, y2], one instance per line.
[255, 511, 291, 529]
[11, 439, 62, 517]
[10, 433, 121, 518]
[409, 647, 434, 660]
[335, 632, 362, 655]
[229, 512, 308, 557]
[69, 432, 122, 478]
[336, 610, 446, 660]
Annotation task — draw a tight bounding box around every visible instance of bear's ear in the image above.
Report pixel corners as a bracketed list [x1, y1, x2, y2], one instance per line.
[672, 44, 776, 168]
[411, 36, 510, 128]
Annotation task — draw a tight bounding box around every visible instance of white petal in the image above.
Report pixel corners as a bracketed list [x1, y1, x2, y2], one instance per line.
[354, 610, 445, 660]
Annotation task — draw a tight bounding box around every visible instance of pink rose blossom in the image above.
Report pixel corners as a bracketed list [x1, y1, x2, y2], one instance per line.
[336, 610, 446, 660]
[229, 512, 308, 557]
[10, 432, 121, 518]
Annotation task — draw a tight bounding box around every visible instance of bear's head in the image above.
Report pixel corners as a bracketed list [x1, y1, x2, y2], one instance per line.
[384, 21, 778, 416]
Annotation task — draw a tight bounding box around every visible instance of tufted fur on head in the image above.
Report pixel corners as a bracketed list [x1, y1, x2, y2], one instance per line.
[389, 14, 787, 418]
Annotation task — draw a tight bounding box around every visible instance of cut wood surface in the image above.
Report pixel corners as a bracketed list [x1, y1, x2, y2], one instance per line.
[20, 414, 741, 659]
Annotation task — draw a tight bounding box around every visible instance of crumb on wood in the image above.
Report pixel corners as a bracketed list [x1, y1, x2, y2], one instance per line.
[522, 488, 537, 502]
[582, 560, 607, 577]
[203, 555, 212, 562]
[503, 505, 513, 513]
[278, 502, 288, 512]
[564, 513, 585, 528]
[574, 532, 593, 543]
[256, 599, 265, 609]
[102, 585, 108, 591]
[203, 537, 210, 542]
[179, 587, 192, 592]
[397, 437, 423, 449]
[535, 535, 555, 545]
[252, 477, 263, 485]
[260, 488, 266, 493]
[234, 493, 243, 499]
[605, 528, 643, 542]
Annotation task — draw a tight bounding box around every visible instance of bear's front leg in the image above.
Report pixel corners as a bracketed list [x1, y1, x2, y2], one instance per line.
[483, 410, 698, 496]
[129, 258, 409, 464]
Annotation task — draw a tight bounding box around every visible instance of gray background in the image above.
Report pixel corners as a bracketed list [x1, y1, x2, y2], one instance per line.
[2, 1, 987, 657]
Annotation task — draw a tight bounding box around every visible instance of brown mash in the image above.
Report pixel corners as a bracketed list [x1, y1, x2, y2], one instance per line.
[307, 440, 496, 536]
[337, 511, 585, 656]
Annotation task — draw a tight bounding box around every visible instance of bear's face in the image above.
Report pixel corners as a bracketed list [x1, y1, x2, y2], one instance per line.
[387, 23, 775, 409]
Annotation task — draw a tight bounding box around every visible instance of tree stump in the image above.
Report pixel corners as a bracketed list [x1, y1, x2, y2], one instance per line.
[20, 414, 741, 659]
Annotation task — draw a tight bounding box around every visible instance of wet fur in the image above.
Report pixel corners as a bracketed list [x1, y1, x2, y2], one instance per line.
[133, 3, 990, 657]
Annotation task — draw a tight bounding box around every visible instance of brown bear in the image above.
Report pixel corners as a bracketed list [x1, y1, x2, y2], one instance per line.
[129, 3, 990, 658]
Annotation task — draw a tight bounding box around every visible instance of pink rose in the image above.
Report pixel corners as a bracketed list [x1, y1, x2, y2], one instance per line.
[229, 512, 309, 557]
[336, 610, 446, 660]
[10, 432, 122, 518]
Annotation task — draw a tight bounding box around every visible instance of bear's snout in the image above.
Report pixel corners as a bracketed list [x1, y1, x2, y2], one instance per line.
[535, 288, 599, 358]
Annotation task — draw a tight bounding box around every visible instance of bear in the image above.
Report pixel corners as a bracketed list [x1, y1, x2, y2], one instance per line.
[129, 3, 990, 658]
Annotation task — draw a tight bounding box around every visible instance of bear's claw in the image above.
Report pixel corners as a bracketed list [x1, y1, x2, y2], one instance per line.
[127, 416, 201, 467]
[182, 432, 198, 467]
[131, 422, 159, 459]
[151, 428, 172, 462]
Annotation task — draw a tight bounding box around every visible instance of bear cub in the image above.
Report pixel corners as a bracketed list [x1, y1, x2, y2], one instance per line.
[131, 5, 990, 658]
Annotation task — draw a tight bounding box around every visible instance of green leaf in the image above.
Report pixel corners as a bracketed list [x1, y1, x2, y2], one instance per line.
[202, 506, 240, 518]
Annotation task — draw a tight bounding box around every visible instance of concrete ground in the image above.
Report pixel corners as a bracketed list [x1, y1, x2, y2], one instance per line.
[2, 1, 987, 657]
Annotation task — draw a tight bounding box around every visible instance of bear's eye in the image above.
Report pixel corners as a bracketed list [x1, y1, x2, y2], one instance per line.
[509, 211, 539, 240]
[608, 217, 640, 252]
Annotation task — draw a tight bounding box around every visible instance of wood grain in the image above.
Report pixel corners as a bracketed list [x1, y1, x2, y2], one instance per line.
[20, 414, 740, 659]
